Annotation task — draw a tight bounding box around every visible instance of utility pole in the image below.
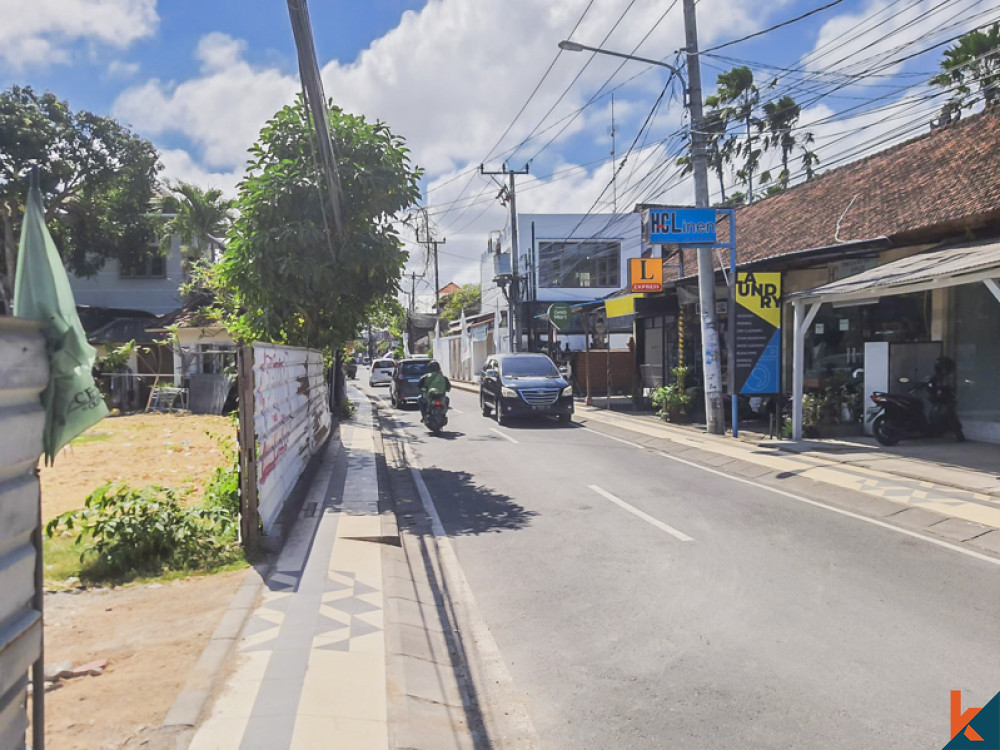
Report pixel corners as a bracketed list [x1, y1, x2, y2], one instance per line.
[683, 0, 725, 434]
[409, 272, 417, 313]
[481, 163, 529, 352]
[416, 230, 445, 313]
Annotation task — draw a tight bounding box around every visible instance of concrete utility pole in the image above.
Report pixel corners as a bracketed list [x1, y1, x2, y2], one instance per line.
[409, 272, 417, 313]
[481, 163, 529, 352]
[416, 230, 445, 313]
[683, 0, 725, 434]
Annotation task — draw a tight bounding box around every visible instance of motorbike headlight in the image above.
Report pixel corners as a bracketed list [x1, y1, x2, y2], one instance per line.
[501, 386, 518, 399]
[562, 385, 574, 397]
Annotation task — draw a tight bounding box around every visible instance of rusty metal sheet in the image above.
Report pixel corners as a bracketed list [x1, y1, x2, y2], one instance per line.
[0, 319, 47, 750]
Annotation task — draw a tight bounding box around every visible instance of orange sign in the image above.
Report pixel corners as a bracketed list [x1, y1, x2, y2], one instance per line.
[629, 257, 663, 293]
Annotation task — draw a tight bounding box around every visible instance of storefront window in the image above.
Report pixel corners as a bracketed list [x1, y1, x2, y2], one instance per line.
[951, 283, 1000, 423]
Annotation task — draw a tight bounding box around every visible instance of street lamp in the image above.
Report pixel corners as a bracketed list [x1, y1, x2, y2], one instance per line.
[558, 7, 727, 436]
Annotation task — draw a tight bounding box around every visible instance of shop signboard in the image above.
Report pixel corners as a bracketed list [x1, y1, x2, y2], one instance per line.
[629, 257, 663, 292]
[647, 208, 717, 244]
[735, 272, 782, 394]
[547, 302, 572, 331]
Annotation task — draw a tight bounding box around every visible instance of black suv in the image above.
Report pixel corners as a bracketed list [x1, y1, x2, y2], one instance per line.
[480, 353, 574, 425]
[390, 358, 437, 408]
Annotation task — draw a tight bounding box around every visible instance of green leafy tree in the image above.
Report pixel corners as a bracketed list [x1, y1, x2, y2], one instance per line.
[931, 22, 1000, 124]
[157, 181, 235, 277]
[760, 95, 819, 189]
[0, 85, 160, 300]
[439, 283, 481, 324]
[207, 97, 422, 352]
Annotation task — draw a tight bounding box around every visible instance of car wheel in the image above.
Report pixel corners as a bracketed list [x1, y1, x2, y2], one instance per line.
[481, 392, 491, 417]
[558, 412, 572, 425]
[496, 399, 507, 426]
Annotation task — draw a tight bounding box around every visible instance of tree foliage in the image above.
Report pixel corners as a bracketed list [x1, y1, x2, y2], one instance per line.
[206, 98, 422, 352]
[439, 283, 481, 324]
[930, 22, 1000, 126]
[0, 85, 160, 298]
[156, 181, 235, 271]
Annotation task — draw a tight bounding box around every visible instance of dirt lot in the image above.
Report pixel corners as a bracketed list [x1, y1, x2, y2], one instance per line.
[33, 570, 249, 750]
[40, 412, 233, 521]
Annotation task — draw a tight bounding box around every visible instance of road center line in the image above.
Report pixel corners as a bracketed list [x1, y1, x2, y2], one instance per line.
[490, 427, 519, 444]
[588, 484, 694, 542]
[580, 426, 1000, 567]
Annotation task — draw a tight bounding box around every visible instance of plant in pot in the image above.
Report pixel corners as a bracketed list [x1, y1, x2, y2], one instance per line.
[651, 366, 692, 423]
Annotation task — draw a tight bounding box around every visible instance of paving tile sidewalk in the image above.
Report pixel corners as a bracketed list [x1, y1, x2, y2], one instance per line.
[186, 389, 478, 750]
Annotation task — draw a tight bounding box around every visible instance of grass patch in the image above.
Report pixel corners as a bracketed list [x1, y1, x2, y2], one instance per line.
[70, 432, 112, 445]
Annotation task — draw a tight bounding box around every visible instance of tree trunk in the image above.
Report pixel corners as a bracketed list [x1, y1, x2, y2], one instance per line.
[0, 205, 16, 309]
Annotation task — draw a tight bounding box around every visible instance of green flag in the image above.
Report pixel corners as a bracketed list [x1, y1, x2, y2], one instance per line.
[13, 185, 107, 463]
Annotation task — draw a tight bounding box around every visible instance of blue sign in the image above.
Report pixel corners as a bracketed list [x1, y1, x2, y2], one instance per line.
[647, 208, 717, 244]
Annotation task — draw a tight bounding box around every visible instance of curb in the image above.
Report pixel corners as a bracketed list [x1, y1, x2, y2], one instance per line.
[160, 563, 271, 729]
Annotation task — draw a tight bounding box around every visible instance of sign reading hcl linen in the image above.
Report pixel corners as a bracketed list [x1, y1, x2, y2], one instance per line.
[647, 208, 717, 244]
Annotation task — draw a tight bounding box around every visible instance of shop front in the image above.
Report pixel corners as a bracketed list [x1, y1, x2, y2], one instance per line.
[787, 241, 1000, 443]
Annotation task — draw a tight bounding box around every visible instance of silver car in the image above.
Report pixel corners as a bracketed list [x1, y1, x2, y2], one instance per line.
[369, 358, 395, 387]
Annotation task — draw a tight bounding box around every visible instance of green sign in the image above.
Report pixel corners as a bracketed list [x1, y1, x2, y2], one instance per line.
[547, 302, 572, 331]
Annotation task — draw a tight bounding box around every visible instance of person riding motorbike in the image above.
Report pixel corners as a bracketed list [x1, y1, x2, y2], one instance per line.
[418, 361, 451, 421]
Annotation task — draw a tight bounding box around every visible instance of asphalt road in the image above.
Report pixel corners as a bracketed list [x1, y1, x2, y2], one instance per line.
[365, 379, 1000, 749]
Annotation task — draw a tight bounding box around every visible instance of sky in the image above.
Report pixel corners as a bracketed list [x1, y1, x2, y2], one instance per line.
[3, 0, 998, 308]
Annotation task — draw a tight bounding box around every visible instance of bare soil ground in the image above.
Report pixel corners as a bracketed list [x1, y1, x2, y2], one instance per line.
[40, 413, 232, 521]
[32, 570, 248, 750]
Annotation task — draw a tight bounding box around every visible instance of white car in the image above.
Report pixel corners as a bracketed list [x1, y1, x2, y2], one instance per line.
[369, 358, 396, 387]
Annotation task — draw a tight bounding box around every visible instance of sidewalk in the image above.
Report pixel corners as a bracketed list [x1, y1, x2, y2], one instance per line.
[183, 390, 479, 750]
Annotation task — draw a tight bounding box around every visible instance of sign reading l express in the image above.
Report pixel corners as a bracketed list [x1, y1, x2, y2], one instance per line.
[647, 208, 717, 244]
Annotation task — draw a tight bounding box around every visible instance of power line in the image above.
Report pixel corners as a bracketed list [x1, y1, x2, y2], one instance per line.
[701, 0, 847, 54]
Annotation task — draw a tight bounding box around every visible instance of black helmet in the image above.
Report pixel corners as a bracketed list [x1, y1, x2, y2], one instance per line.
[428, 360, 441, 373]
[934, 356, 955, 375]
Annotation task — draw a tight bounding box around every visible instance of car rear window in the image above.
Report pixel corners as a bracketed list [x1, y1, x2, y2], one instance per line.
[374, 360, 394, 370]
[400, 361, 433, 377]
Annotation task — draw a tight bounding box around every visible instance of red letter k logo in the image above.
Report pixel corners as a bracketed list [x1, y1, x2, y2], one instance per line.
[952, 690, 985, 741]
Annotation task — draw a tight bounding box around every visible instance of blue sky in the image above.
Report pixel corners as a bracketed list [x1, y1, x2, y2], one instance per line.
[2, 0, 997, 294]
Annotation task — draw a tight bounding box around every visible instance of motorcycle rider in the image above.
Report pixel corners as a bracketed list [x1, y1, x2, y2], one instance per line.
[418, 361, 451, 421]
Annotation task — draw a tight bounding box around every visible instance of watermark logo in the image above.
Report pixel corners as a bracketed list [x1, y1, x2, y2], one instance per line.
[945, 690, 1000, 748]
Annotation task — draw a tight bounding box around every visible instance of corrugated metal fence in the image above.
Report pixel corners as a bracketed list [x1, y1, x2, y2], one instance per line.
[238, 344, 330, 543]
[0, 319, 47, 750]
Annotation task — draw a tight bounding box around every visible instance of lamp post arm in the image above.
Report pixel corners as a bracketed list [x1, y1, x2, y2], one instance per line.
[558, 40, 685, 85]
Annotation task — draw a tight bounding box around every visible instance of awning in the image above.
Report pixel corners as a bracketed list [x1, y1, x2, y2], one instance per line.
[605, 294, 644, 318]
[788, 241, 1000, 304]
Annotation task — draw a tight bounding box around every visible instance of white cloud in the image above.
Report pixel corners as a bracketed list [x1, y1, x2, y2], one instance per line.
[157, 148, 243, 196]
[113, 33, 299, 169]
[107, 59, 140, 79]
[0, 0, 158, 70]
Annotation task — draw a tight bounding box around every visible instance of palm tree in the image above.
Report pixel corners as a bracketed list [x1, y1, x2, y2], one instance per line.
[760, 95, 819, 189]
[930, 22, 1000, 119]
[156, 182, 235, 277]
[712, 66, 763, 202]
[677, 106, 732, 204]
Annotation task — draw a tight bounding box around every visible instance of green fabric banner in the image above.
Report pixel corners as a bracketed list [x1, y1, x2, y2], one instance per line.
[13, 186, 107, 463]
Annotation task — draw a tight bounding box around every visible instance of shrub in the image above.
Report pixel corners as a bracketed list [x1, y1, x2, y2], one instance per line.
[651, 366, 693, 421]
[203, 430, 240, 515]
[46, 481, 238, 581]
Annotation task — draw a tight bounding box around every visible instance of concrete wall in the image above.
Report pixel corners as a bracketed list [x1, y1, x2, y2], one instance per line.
[252, 344, 330, 536]
[68, 236, 184, 314]
[0, 319, 47, 750]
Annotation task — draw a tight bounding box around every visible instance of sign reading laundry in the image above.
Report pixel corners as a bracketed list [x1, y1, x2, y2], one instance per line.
[735, 272, 782, 395]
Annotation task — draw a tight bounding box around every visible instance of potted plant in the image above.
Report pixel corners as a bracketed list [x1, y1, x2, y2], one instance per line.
[651, 366, 693, 423]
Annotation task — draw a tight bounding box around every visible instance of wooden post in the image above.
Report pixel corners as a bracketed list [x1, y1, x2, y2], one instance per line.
[236, 346, 259, 547]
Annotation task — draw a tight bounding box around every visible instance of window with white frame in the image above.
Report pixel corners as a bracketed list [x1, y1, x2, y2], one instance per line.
[538, 240, 620, 288]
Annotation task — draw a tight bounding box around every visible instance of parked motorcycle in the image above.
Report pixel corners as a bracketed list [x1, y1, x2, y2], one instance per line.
[422, 395, 449, 435]
[867, 357, 964, 446]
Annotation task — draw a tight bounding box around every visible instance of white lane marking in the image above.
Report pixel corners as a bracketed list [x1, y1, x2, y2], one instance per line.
[403, 439, 541, 744]
[580, 426, 1000, 567]
[589, 484, 694, 542]
[449, 407, 464, 414]
[490, 427, 520, 444]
